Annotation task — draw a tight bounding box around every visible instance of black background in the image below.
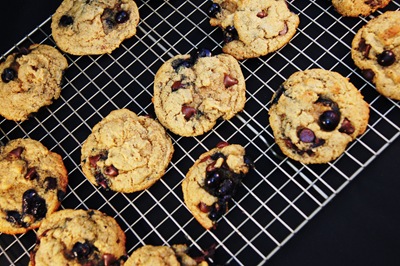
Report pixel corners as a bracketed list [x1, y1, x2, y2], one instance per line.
[1, 1, 400, 265]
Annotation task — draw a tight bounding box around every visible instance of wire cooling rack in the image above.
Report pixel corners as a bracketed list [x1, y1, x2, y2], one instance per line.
[1, 0, 400, 265]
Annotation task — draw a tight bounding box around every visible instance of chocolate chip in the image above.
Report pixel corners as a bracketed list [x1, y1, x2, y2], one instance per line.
[104, 165, 118, 177]
[89, 155, 101, 167]
[8, 147, 24, 159]
[171, 81, 186, 91]
[362, 69, 375, 81]
[358, 38, 371, 58]
[103, 253, 118, 266]
[44, 177, 57, 191]
[365, 0, 380, 6]
[181, 105, 197, 120]
[216, 141, 229, 148]
[339, 118, 355, 134]
[95, 173, 109, 189]
[199, 202, 212, 213]
[257, 10, 268, 18]
[223, 74, 238, 88]
[25, 168, 39, 180]
[377, 50, 396, 67]
[298, 128, 315, 143]
[206, 161, 217, 172]
[279, 22, 288, 35]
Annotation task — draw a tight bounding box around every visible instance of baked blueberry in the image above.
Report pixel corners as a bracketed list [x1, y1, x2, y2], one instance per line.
[115, 10, 129, 24]
[72, 241, 93, 260]
[377, 50, 395, 66]
[319, 110, 340, 131]
[207, 3, 221, 18]
[1, 68, 17, 83]
[59, 15, 74, 27]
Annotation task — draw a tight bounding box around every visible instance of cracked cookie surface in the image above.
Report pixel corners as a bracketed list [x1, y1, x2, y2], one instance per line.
[153, 52, 246, 137]
[0, 44, 68, 121]
[29, 209, 126, 266]
[269, 69, 370, 164]
[208, 0, 299, 60]
[125, 244, 208, 266]
[81, 109, 174, 193]
[51, 0, 140, 55]
[182, 143, 253, 229]
[0, 138, 68, 234]
[351, 11, 400, 100]
[332, 0, 391, 17]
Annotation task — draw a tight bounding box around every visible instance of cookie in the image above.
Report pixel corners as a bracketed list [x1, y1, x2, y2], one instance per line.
[29, 209, 126, 266]
[125, 244, 208, 266]
[207, 0, 300, 60]
[332, 0, 391, 17]
[182, 142, 253, 229]
[51, 0, 140, 55]
[351, 11, 400, 100]
[153, 50, 246, 137]
[81, 109, 174, 193]
[269, 69, 370, 164]
[0, 138, 68, 234]
[0, 44, 68, 121]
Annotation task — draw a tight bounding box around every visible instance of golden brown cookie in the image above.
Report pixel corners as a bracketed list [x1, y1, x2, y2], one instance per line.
[0, 44, 68, 121]
[351, 11, 400, 100]
[269, 69, 370, 164]
[182, 142, 253, 229]
[0, 138, 68, 234]
[332, 0, 391, 17]
[125, 244, 208, 266]
[29, 209, 126, 266]
[81, 109, 174, 193]
[207, 0, 300, 60]
[153, 50, 246, 137]
[51, 0, 140, 55]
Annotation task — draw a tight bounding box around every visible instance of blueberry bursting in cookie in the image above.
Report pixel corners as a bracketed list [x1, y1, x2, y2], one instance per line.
[182, 142, 254, 229]
[0, 44, 68, 121]
[153, 49, 246, 137]
[351, 11, 400, 100]
[29, 209, 127, 266]
[269, 69, 370, 164]
[207, 0, 300, 60]
[0, 138, 68, 234]
[51, 0, 140, 55]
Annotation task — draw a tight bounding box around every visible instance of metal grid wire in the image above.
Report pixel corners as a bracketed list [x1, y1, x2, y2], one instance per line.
[1, 0, 400, 265]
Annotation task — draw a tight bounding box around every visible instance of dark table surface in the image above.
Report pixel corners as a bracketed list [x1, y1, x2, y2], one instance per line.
[1, 1, 399, 265]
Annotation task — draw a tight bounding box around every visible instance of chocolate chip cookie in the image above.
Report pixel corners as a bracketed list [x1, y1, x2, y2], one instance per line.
[0, 44, 68, 121]
[29, 209, 126, 266]
[51, 0, 140, 55]
[153, 50, 246, 137]
[207, 0, 300, 60]
[81, 109, 174, 193]
[125, 244, 208, 266]
[269, 69, 370, 164]
[0, 138, 68, 234]
[332, 0, 391, 17]
[351, 11, 400, 100]
[182, 142, 253, 229]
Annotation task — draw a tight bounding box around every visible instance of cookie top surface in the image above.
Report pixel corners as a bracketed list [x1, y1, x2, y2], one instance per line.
[153, 52, 246, 137]
[125, 244, 208, 266]
[351, 11, 400, 100]
[268, 69, 370, 164]
[51, 0, 140, 55]
[182, 143, 252, 229]
[0, 44, 68, 121]
[332, 0, 391, 17]
[29, 209, 126, 266]
[81, 108, 174, 193]
[208, 0, 299, 60]
[0, 138, 68, 234]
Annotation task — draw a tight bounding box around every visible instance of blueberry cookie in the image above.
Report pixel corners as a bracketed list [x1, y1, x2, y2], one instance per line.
[29, 209, 126, 266]
[0, 44, 68, 121]
[269, 69, 370, 164]
[351, 11, 400, 100]
[182, 142, 253, 229]
[0, 138, 68, 234]
[125, 244, 208, 266]
[51, 0, 140, 55]
[207, 0, 300, 60]
[81, 109, 174, 193]
[332, 0, 391, 17]
[153, 50, 246, 137]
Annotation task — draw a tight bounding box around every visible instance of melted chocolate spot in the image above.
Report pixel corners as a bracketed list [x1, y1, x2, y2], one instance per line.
[223, 74, 238, 88]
